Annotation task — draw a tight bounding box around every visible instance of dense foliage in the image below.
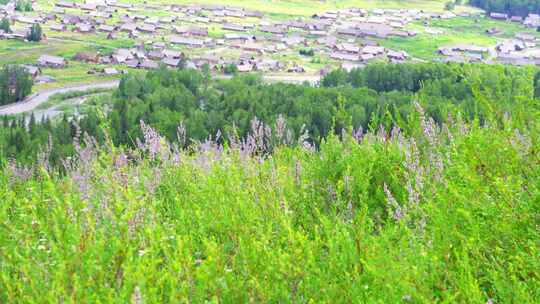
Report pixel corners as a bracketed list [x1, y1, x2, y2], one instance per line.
[0, 17, 11, 33]
[0, 88, 538, 302]
[0, 62, 538, 168]
[469, 0, 540, 16]
[0, 65, 33, 105]
[15, 0, 33, 12]
[26, 24, 42, 42]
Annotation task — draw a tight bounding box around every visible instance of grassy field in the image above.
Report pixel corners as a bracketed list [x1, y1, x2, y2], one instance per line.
[0, 0, 517, 91]
[35, 0, 481, 16]
[379, 16, 540, 59]
[1, 98, 538, 302]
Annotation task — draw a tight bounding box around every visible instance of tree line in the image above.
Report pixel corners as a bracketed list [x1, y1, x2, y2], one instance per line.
[0, 62, 538, 168]
[469, 0, 540, 17]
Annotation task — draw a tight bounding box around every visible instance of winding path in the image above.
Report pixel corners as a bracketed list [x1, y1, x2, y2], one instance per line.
[0, 74, 320, 116]
[0, 80, 120, 116]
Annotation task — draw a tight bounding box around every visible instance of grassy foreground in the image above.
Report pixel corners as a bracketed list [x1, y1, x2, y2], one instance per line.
[0, 103, 539, 302]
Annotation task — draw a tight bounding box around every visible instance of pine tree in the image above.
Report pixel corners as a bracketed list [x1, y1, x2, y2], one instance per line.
[27, 24, 42, 42]
[0, 18, 11, 33]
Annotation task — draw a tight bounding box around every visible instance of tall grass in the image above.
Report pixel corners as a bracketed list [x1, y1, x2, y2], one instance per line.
[0, 104, 539, 303]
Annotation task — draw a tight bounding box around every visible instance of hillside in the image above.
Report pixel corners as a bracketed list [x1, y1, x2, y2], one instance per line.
[0, 62, 539, 302]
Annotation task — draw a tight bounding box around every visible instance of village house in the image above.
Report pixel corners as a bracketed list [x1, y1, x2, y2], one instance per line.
[147, 50, 164, 60]
[38, 55, 67, 68]
[98, 25, 117, 33]
[497, 53, 537, 65]
[224, 33, 255, 42]
[161, 57, 181, 68]
[222, 23, 246, 32]
[162, 49, 183, 59]
[56, 1, 76, 9]
[510, 16, 523, 23]
[490, 12, 508, 20]
[61, 14, 82, 25]
[120, 23, 137, 33]
[524, 14, 540, 28]
[496, 40, 525, 53]
[137, 24, 156, 33]
[73, 52, 99, 63]
[237, 63, 253, 72]
[169, 35, 205, 47]
[140, 59, 159, 69]
[103, 67, 120, 76]
[16, 16, 40, 25]
[282, 35, 306, 46]
[516, 32, 536, 42]
[107, 32, 118, 40]
[330, 52, 359, 62]
[74, 23, 95, 33]
[79, 3, 97, 11]
[21, 65, 42, 79]
[260, 25, 287, 35]
[335, 43, 360, 54]
[387, 50, 408, 61]
[287, 65, 305, 73]
[50, 23, 67, 32]
[362, 45, 385, 56]
[486, 28, 501, 35]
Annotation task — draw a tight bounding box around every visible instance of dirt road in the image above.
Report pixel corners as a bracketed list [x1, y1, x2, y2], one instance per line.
[0, 81, 120, 116]
[0, 73, 321, 116]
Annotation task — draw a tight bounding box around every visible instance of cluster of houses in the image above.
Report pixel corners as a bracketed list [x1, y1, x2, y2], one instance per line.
[438, 30, 540, 65]
[489, 12, 540, 28]
[12, 1, 433, 75]
[4, 0, 540, 80]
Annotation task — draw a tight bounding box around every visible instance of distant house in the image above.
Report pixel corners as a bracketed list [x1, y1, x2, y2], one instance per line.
[140, 59, 159, 69]
[237, 63, 253, 72]
[50, 24, 67, 32]
[222, 23, 245, 32]
[510, 16, 523, 22]
[73, 52, 99, 63]
[103, 67, 119, 76]
[21, 65, 42, 78]
[496, 40, 525, 53]
[120, 23, 137, 33]
[98, 25, 117, 33]
[79, 3, 97, 11]
[335, 43, 360, 54]
[147, 50, 164, 60]
[38, 55, 67, 68]
[387, 50, 408, 61]
[485, 27, 501, 35]
[162, 57, 181, 68]
[260, 25, 287, 35]
[162, 49, 183, 59]
[516, 32, 536, 42]
[137, 24, 156, 33]
[490, 12, 508, 20]
[61, 14, 82, 25]
[107, 32, 119, 40]
[56, 1, 76, 9]
[187, 27, 208, 37]
[74, 23, 95, 33]
[169, 35, 205, 47]
[330, 52, 359, 62]
[524, 14, 540, 28]
[362, 45, 385, 55]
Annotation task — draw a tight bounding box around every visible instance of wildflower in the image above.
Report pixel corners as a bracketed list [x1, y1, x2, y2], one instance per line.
[275, 114, 287, 144]
[352, 127, 363, 143]
[138, 120, 162, 160]
[383, 183, 404, 221]
[131, 286, 143, 304]
[7, 159, 33, 184]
